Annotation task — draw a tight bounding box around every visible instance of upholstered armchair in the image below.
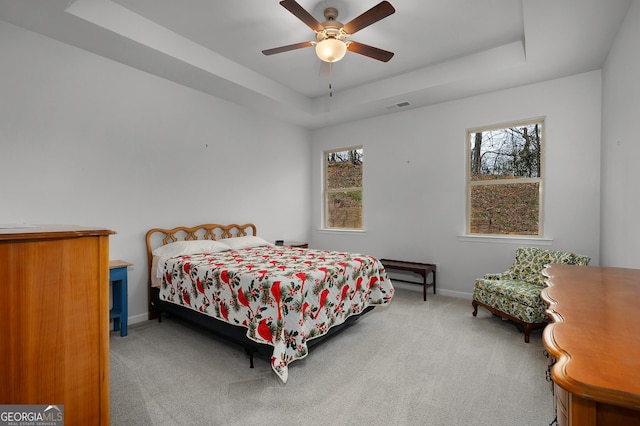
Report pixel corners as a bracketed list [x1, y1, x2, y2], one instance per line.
[472, 247, 590, 343]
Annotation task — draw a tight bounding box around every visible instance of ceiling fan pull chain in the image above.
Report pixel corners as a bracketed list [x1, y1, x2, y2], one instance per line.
[329, 61, 333, 97]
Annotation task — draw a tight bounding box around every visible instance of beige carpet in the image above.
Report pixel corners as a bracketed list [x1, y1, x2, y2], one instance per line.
[110, 284, 554, 425]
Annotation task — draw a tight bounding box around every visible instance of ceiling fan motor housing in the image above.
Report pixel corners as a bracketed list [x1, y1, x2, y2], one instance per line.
[316, 8, 348, 42]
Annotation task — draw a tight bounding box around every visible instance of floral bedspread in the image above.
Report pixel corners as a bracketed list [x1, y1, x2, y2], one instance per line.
[157, 245, 394, 382]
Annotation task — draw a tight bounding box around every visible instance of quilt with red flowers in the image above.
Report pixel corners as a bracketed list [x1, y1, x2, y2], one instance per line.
[157, 245, 393, 382]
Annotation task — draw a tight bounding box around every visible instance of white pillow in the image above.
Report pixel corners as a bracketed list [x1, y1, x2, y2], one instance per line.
[223, 236, 272, 250]
[152, 240, 231, 257]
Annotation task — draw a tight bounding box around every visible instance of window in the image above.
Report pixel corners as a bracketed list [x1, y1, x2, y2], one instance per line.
[467, 119, 544, 236]
[324, 147, 363, 230]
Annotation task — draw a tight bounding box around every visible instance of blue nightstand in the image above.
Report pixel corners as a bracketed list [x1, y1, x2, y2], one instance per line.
[109, 260, 132, 337]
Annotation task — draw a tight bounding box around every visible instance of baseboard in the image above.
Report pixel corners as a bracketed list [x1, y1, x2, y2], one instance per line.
[128, 312, 149, 325]
[391, 281, 473, 300]
[438, 288, 473, 300]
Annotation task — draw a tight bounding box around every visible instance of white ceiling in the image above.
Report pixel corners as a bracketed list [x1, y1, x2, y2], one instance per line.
[0, 0, 631, 129]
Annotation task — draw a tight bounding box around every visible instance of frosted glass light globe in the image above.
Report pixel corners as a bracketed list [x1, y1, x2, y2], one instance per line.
[315, 38, 347, 63]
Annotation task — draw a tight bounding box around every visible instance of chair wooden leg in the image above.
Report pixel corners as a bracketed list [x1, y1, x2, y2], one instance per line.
[523, 323, 533, 343]
[472, 299, 546, 343]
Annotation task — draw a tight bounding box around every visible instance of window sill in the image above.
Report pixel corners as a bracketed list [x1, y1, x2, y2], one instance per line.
[458, 234, 553, 245]
[317, 228, 367, 236]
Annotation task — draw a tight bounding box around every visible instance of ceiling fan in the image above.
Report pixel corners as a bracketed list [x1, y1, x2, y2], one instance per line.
[262, 0, 396, 63]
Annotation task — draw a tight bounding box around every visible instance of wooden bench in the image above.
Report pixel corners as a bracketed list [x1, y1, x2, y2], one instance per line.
[379, 259, 436, 301]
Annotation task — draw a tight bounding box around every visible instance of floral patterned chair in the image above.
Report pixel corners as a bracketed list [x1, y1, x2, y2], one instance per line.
[472, 247, 590, 343]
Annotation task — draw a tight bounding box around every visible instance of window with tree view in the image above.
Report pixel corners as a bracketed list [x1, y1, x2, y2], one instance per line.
[324, 147, 363, 230]
[468, 120, 543, 236]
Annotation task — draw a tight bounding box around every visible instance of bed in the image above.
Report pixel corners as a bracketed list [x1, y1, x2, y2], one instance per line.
[146, 223, 394, 382]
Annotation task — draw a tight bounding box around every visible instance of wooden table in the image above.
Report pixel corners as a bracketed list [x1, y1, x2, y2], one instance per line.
[379, 259, 436, 301]
[274, 241, 308, 248]
[542, 265, 640, 425]
[284, 241, 309, 248]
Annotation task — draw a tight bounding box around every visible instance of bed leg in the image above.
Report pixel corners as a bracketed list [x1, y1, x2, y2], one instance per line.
[246, 348, 255, 368]
[157, 312, 162, 323]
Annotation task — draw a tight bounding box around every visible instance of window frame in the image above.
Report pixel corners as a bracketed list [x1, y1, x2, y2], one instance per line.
[322, 145, 364, 231]
[465, 118, 545, 237]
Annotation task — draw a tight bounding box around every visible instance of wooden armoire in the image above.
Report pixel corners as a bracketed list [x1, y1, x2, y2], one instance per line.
[0, 225, 115, 425]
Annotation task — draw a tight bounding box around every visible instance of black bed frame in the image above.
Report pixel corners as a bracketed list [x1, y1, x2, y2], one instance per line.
[150, 287, 373, 368]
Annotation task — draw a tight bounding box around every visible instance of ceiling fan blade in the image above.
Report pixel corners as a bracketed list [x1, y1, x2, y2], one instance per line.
[262, 41, 314, 56]
[347, 41, 394, 62]
[343, 1, 395, 35]
[279, 0, 324, 32]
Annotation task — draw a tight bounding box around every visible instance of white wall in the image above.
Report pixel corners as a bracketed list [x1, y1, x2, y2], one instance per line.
[310, 72, 602, 298]
[0, 21, 311, 323]
[1, 8, 619, 320]
[601, 0, 640, 268]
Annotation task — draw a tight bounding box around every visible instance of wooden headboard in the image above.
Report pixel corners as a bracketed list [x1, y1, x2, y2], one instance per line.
[145, 223, 257, 319]
[145, 223, 257, 273]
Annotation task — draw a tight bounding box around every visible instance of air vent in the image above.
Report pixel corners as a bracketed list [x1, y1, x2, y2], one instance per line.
[385, 101, 412, 110]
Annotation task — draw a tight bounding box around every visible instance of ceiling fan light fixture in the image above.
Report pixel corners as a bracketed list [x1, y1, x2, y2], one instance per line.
[315, 38, 347, 63]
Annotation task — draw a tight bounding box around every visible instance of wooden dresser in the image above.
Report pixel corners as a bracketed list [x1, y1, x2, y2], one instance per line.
[0, 225, 115, 425]
[542, 265, 640, 425]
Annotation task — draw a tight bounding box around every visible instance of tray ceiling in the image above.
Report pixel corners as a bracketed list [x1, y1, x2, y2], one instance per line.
[0, 0, 631, 128]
